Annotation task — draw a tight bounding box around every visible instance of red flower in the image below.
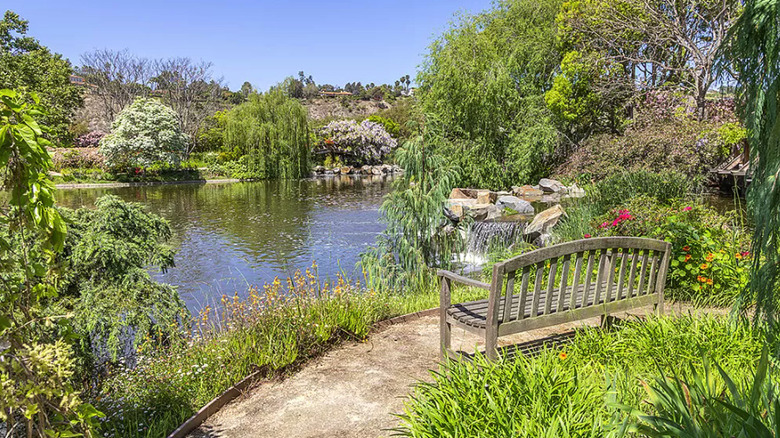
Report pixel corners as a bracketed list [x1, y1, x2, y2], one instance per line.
[584, 234, 591, 238]
[683, 206, 692, 211]
[682, 246, 690, 252]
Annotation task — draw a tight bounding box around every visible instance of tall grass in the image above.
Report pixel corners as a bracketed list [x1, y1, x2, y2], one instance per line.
[91, 265, 486, 438]
[396, 315, 764, 437]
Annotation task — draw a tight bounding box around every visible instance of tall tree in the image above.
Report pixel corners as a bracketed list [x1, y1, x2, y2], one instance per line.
[0, 10, 83, 145]
[729, 0, 780, 334]
[561, 0, 741, 119]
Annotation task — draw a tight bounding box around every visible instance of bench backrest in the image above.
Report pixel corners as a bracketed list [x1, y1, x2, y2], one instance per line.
[488, 237, 671, 325]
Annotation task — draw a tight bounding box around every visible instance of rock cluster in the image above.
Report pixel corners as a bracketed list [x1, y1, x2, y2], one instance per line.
[312, 164, 403, 176]
[445, 177, 582, 247]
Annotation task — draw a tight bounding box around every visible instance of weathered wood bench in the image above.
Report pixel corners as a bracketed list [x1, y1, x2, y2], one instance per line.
[438, 237, 672, 360]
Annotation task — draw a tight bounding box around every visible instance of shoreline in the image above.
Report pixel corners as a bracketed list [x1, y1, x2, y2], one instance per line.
[55, 178, 244, 190]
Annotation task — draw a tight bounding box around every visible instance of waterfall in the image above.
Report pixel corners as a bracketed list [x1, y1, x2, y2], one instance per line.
[467, 220, 526, 254]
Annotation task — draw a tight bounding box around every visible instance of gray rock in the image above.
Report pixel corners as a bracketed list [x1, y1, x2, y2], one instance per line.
[512, 184, 544, 197]
[332, 167, 341, 174]
[467, 203, 503, 221]
[568, 183, 586, 197]
[371, 166, 382, 175]
[496, 196, 534, 214]
[539, 178, 565, 193]
[391, 165, 403, 173]
[314, 165, 326, 174]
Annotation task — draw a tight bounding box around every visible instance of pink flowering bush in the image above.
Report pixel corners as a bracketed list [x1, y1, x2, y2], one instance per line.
[75, 130, 106, 148]
[318, 119, 397, 164]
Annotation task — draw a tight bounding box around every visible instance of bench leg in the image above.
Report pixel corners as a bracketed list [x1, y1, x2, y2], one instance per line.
[485, 327, 498, 360]
[440, 318, 451, 360]
[440, 277, 452, 361]
[655, 293, 665, 316]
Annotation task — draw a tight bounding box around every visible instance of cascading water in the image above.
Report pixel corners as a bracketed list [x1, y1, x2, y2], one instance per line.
[467, 220, 526, 254]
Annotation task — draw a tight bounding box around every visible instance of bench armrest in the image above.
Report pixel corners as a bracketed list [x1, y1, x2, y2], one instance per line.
[437, 269, 491, 290]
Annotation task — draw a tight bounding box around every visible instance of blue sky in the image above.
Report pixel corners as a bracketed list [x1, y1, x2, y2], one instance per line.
[10, 1, 493, 91]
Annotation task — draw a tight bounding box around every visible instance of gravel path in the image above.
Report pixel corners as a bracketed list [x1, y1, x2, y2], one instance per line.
[189, 303, 719, 438]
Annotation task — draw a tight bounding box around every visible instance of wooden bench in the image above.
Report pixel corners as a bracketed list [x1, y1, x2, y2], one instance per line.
[438, 237, 672, 360]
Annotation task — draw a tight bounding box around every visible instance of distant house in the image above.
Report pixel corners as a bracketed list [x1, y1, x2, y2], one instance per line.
[319, 91, 353, 97]
[69, 75, 86, 85]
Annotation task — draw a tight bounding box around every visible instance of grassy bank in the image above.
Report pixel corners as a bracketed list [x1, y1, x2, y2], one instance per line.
[92, 267, 486, 437]
[396, 315, 764, 437]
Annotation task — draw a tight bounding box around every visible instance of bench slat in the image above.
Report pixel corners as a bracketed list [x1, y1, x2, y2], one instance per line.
[570, 252, 584, 310]
[582, 252, 595, 307]
[516, 266, 530, 321]
[637, 250, 650, 296]
[557, 255, 571, 313]
[544, 259, 558, 315]
[647, 253, 660, 295]
[605, 249, 619, 303]
[627, 249, 640, 298]
[531, 262, 544, 318]
[616, 249, 629, 300]
[594, 250, 607, 304]
[502, 270, 516, 323]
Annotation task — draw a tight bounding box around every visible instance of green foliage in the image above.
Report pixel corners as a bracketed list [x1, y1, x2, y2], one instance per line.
[545, 50, 626, 141]
[361, 132, 463, 291]
[558, 113, 733, 181]
[615, 349, 779, 437]
[223, 89, 310, 179]
[417, 0, 563, 189]
[100, 97, 188, 170]
[0, 11, 84, 145]
[367, 114, 400, 138]
[396, 315, 762, 437]
[727, 0, 780, 332]
[0, 89, 99, 437]
[591, 197, 750, 306]
[57, 195, 184, 359]
[591, 170, 694, 210]
[195, 109, 227, 152]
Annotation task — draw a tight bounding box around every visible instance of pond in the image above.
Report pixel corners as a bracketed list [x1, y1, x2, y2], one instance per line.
[56, 176, 395, 312]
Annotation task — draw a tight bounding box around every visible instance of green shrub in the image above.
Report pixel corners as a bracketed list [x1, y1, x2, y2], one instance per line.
[593, 170, 694, 210]
[591, 197, 750, 306]
[367, 114, 401, 138]
[397, 315, 763, 437]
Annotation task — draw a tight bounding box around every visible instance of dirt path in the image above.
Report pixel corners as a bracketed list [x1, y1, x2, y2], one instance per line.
[190, 303, 719, 438]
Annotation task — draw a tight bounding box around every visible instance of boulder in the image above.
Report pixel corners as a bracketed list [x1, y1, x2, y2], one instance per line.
[512, 185, 544, 197]
[371, 166, 382, 175]
[340, 166, 352, 175]
[496, 196, 534, 214]
[332, 167, 341, 174]
[381, 164, 392, 174]
[361, 165, 372, 174]
[314, 165, 326, 174]
[495, 190, 511, 197]
[446, 198, 478, 208]
[476, 190, 497, 204]
[524, 204, 565, 239]
[446, 205, 465, 220]
[539, 178, 565, 193]
[467, 203, 503, 221]
[450, 188, 475, 199]
[391, 165, 403, 173]
[568, 183, 586, 197]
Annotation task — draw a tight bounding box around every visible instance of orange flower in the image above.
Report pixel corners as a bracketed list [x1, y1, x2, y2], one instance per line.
[705, 253, 714, 262]
[706, 278, 713, 285]
[684, 254, 692, 262]
[700, 263, 709, 270]
[735, 252, 743, 260]
[559, 352, 568, 360]
[697, 276, 704, 282]
[683, 246, 691, 252]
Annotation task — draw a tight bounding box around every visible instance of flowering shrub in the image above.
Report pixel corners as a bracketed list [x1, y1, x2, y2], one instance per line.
[100, 98, 188, 170]
[591, 197, 750, 306]
[318, 119, 397, 164]
[75, 130, 106, 148]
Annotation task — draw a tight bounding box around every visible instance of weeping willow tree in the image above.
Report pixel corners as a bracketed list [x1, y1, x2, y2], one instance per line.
[223, 88, 310, 179]
[361, 126, 463, 292]
[729, 0, 780, 332]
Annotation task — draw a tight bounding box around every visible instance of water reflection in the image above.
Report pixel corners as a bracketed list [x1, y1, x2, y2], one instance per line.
[56, 175, 394, 312]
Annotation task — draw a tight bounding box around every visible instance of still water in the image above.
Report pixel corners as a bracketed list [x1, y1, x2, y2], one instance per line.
[56, 176, 395, 312]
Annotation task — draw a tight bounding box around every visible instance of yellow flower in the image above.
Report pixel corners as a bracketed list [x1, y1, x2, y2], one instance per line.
[700, 263, 709, 270]
[559, 352, 568, 360]
[705, 253, 714, 262]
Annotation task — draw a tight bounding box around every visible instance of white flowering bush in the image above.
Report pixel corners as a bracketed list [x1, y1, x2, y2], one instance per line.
[319, 119, 397, 164]
[100, 98, 188, 170]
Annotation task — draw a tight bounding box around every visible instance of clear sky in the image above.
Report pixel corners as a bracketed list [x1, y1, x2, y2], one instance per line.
[9, 1, 493, 91]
